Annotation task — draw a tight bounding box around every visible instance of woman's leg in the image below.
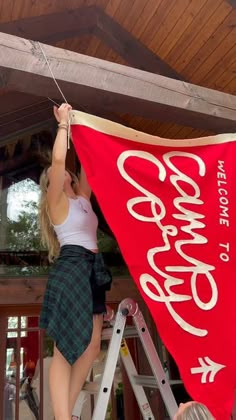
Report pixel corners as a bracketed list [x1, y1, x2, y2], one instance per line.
[49, 345, 72, 420]
[69, 314, 103, 413]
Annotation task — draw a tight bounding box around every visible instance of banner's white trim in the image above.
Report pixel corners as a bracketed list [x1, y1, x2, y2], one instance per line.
[70, 110, 236, 147]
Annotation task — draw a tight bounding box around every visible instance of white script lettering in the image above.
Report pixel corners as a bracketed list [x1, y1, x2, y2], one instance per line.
[117, 151, 218, 337]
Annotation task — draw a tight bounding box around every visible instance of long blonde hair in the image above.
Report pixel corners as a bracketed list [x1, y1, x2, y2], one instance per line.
[38, 167, 79, 262]
[176, 402, 214, 420]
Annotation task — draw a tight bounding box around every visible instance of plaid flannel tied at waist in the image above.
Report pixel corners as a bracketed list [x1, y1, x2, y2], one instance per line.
[58, 245, 112, 290]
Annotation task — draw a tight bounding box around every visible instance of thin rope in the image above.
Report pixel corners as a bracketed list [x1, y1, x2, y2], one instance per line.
[47, 97, 60, 107]
[37, 42, 68, 104]
[37, 42, 71, 148]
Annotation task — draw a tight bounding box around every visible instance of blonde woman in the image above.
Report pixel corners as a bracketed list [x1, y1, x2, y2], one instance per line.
[39, 103, 112, 420]
[174, 401, 215, 420]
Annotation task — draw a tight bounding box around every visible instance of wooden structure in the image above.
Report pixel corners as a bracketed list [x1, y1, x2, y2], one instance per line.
[0, 1, 235, 419]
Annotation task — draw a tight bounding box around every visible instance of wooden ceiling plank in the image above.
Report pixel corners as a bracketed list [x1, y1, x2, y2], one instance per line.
[56, 34, 96, 56]
[105, 0, 122, 16]
[224, 75, 236, 94]
[104, 47, 124, 65]
[182, 10, 236, 79]
[81, 34, 101, 58]
[131, 0, 163, 40]
[0, 0, 14, 23]
[160, 123, 182, 138]
[0, 5, 97, 44]
[139, 0, 175, 48]
[149, 0, 204, 56]
[102, 0, 147, 64]
[0, 33, 236, 133]
[142, 120, 161, 136]
[157, 0, 208, 59]
[118, 0, 148, 33]
[110, 0, 136, 23]
[92, 41, 113, 60]
[200, 46, 236, 90]
[167, 0, 226, 70]
[10, 0, 85, 21]
[94, 7, 184, 79]
[173, 127, 196, 139]
[192, 29, 236, 85]
[176, 4, 233, 77]
[217, 79, 236, 96]
[156, 122, 177, 137]
[189, 129, 212, 138]
[85, 0, 122, 58]
[11, 0, 42, 21]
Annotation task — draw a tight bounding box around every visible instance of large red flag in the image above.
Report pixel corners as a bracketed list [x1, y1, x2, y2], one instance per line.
[70, 111, 236, 419]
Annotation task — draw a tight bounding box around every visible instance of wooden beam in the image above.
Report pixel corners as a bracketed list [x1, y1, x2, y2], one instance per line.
[0, 6, 183, 80]
[0, 5, 96, 44]
[0, 33, 236, 132]
[0, 276, 140, 305]
[94, 7, 184, 80]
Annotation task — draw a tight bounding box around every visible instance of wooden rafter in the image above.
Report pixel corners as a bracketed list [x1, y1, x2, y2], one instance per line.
[0, 32, 235, 133]
[94, 7, 183, 80]
[0, 5, 96, 44]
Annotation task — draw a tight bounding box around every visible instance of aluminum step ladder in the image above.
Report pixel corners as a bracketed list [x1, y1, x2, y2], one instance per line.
[92, 298, 178, 420]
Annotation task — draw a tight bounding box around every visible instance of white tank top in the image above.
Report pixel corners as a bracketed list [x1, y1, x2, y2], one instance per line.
[53, 196, 98, 250]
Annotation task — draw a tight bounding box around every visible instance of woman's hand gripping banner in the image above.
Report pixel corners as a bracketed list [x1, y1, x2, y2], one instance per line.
[70, 110, 236, 420]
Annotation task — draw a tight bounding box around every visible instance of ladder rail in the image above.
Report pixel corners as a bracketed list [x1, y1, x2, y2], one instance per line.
[92, 298, 178, 420]
[92, 309, 126, 420]
[120, 339, 155, 420]
[126, 300, 178, 419]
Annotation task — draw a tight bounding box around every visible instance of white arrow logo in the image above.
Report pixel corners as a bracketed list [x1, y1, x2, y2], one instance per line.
[191, 357, 226, 383]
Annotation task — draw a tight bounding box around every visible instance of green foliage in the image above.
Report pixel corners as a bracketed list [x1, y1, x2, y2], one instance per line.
[7, 200, 41, 252]
[2, 179, 48, 275]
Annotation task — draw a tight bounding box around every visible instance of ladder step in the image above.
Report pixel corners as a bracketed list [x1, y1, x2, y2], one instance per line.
[133, 375, 182, 388]
[82, 376, 182, 395]
[82, 381, 100, 394]
[102, 325, 138, 340]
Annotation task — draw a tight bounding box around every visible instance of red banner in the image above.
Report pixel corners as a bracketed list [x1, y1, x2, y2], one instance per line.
[71, 111, 236, 419]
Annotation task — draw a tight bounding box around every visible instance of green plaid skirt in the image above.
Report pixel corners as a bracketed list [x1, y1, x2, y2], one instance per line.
[40, 245, 112, 365]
